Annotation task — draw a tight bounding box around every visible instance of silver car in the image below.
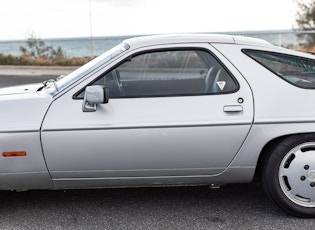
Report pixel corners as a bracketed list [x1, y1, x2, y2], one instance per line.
[1, 34, 315, 217]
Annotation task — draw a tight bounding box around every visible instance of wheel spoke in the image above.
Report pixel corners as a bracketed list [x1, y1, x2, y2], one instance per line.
[278, 142, 315, 208]
[279, 167, 289, 176]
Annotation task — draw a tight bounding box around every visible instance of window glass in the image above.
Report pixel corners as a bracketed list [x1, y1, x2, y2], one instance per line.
[77, 49, 238, 98]
[243, 49, 315, 88]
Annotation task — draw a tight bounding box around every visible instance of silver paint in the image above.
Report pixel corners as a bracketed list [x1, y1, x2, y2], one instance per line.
[0, 34, 314, 191]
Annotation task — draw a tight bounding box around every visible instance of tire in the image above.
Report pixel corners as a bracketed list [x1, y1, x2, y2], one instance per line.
[261, 134, 315, 217]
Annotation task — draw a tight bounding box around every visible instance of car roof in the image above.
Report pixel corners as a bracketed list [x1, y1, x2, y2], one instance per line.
[124, 34, 273, 49]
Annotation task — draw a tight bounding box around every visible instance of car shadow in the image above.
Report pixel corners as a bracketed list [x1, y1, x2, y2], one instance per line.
[0, 182, 311, 229]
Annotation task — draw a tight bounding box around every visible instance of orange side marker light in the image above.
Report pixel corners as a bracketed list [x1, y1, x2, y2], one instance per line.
[2, 151, 27, 157]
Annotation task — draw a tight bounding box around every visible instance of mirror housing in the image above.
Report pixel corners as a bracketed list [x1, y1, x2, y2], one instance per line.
[82, 85, 109, 112]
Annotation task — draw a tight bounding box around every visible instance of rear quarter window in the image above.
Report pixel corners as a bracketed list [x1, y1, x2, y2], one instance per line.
[243, 49, 315, 89]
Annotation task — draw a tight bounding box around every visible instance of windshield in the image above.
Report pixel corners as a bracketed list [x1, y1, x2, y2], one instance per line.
[43, 42, 130, 95]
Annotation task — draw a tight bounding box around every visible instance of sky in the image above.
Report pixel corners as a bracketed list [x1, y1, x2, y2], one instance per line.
[0, 0, 297, 41]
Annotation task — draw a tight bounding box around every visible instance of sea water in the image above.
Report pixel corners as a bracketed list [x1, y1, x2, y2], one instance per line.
[0, 36, 129, 58]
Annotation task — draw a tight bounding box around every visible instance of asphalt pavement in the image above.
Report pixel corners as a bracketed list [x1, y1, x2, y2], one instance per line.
[0, 183, 314, 229]
[0, 65, 77, 87]
[0, 65, 77, 77]
[0, 66, 315, 229]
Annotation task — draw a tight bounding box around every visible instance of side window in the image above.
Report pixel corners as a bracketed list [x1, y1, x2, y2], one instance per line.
[243, 49, 315, 89]
[78, 49, 238, 98]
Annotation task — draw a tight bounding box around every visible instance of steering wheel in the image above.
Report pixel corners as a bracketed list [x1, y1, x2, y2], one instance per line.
[112, 69, 125, 96]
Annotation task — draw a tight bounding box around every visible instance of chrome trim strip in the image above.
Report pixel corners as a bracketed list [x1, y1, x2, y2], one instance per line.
[254, 120, 315, 125]
[0, 130, 38, 134]
[42, 122, 252, 132]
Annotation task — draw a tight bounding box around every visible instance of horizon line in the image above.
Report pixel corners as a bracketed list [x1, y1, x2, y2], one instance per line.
[1, 29, 311, 43]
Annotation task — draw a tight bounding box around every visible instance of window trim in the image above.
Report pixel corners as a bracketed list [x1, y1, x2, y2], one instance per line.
[73, 47, 239, 99]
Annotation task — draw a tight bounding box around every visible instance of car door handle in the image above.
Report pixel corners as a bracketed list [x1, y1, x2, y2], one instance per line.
[223, 105, 243, 113]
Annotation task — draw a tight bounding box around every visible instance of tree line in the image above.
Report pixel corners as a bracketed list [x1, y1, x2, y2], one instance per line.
[296, 0, 315, 49]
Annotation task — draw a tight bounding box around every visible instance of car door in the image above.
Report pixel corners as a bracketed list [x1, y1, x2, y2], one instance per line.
[41, 43, 254, 188]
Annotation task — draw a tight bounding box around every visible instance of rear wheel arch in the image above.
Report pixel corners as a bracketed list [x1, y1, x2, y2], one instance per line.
[256, 133, 315, 178]
[255, 134, 290, 178]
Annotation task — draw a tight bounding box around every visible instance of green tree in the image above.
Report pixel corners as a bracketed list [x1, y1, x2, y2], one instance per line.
[296, 0, 315, 49]
[19, 33, 64, 58]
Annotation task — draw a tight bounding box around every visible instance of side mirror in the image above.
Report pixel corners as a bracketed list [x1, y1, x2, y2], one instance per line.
[82, 85, 109, 112]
